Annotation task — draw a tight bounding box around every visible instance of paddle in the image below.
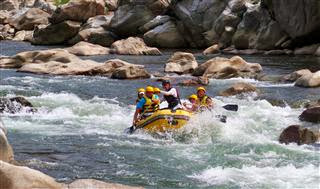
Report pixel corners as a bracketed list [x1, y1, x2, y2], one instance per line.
[222, 104, 238, 111]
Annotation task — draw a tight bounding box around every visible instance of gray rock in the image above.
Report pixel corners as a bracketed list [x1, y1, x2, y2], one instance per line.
[294, 44, 319, 55]
[32, 20, 81, 45]
[0, 0, 20, 11]
[143, 20, 187, 48]
[232, 3, 287, 50]
[262, 0, 320, 44]
[139, 15, 171, 33]
[8, 8, 50, 30]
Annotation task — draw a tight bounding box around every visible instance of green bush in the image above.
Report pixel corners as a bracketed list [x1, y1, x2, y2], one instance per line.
[54, 0, 70, 5]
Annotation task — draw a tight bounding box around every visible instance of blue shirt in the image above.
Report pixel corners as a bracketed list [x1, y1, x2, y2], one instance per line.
[136, 97, 146, 109]
[136, 95, 159, 109]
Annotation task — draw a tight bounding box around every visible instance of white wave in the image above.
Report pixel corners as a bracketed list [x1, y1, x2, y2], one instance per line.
[209, 77, 294, 88]
[191, 164, 320, 189]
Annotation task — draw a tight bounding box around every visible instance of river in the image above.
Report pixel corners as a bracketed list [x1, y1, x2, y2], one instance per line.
[1, 41, 320, 188]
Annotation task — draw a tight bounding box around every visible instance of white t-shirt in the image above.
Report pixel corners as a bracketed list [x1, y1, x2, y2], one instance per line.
[160, 88, 178, 98]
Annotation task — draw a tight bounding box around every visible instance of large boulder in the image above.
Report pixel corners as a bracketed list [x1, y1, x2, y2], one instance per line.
[8, 8, 50, 30]
[0, 120, 14, 163]
[173, 0, 229, 47]
[105, 0, 118, 11]
[262, 0, 320, 45]
[0, 0, 20, 11]
[66, 41, 110, 56]
[0, 49, 80, 69]
[12, 30, 34, 41]
[0, 160, 63, 189]
[279, 125, 318, 145]
[232, 3, 287, 50]
[193, 56, 262, 79]
[68, 27, 117, 47]
[33, 0, 57, 14]
[139, 15, 171, 33]
[32, 20, 81, 45]
[204, 0, 247, 48]
[110, 37, 161, 55]
[294, 44, 319, 55]
[219, 82, 258, 96]
[295, 71, 320, 88]
[0, 10, 10, 24]
[143, 20, 187, 48]
[0, 24, 15, 40]
[203, 44, 220, 55]
[49, 0, 106, 24]
[178, 76, 209, 86]
[0, 97, 34, 114]
[164, 52, 198, 74]
[282, 69, 312, 82]
[110, 0, 171, 37]
[68, 14, 117, 46]
[299, 107, 320, 123]
[111, 65, 151, 79]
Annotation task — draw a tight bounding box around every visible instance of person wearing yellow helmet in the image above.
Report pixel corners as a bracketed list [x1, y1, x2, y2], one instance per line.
[136, 88, 145, 104]
[133, 86, 160, 125]
[183, 94, 199, 112]
[196, 86, 213, 110]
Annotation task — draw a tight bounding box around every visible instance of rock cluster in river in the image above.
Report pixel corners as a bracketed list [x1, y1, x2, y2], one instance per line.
[1, 0, 320, 55]
[0, 97, 35, 114]
[0, 49, 151, 79]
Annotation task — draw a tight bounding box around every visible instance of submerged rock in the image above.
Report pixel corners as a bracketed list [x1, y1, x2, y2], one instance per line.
[66, 41, 110, 56]
[111, 37, 161, 55]
[8, 8, 50, 30]
[178, 76, 209, 86]
[0, 97, 34, 114]
[65, 179, 143, 189]
[218, 82, 258, 96]
[32, 20, 81, 45]
[164, 52, 198, 74]
[193, 56, 262, 79]
[49, 0, 106, 24]
[299, 107, 320, 123]
[295, 71, 320, 88]
[279, 125, 318, 145]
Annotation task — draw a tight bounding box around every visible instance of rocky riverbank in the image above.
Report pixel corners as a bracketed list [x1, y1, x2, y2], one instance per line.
[0, 0, 320, 56]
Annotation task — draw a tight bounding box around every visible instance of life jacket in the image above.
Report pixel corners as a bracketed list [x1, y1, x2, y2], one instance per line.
[163, 88, 180, 109]
[198, 95, 211, 108]
[142, 95, 159, 114]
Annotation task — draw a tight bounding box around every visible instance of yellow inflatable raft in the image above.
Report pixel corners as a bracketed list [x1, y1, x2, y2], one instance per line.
[135, 109, 192, 132]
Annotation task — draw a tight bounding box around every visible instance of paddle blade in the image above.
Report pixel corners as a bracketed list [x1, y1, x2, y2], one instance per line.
[124, 126, 135, 134]
[222, 104, 238, 111]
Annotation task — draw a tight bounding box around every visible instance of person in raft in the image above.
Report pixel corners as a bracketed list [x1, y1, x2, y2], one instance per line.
[133, 86, 160, 125]
[196, 87, 213, 111]
[136, 88, 145, 104]
[160, 80, 182, 111]
[183, 94, 199, 112]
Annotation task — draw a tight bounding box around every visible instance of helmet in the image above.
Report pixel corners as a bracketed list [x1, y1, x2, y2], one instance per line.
[189, 94, 198, 100]
[162, 80, 171, 85]
[154, 87, 160, 93]
[137, 88, 145, 93]
[146, 86, 154, 93]
[197, 86, 206, 92]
